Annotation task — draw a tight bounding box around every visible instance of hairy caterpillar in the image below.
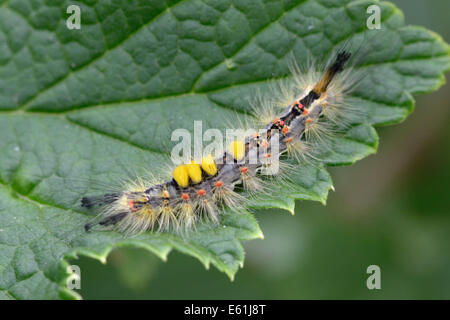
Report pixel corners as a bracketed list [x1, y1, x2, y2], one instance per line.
[82, 41, 364, 236]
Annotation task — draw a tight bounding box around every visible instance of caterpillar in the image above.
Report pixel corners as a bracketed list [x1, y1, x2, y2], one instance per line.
[82, 42, 363, 236]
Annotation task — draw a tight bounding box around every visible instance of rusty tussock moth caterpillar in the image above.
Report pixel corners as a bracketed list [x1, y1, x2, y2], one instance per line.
[82, 36, 370, 236]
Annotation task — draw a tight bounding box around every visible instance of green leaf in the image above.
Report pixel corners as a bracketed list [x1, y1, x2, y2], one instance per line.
[0, 0, 448, 299]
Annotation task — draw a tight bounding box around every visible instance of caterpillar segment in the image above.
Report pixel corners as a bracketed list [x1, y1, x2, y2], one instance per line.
[82, 51, 352, 235]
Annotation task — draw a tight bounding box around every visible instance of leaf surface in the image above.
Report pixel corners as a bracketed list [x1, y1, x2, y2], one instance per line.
[0, 0, 448, 299]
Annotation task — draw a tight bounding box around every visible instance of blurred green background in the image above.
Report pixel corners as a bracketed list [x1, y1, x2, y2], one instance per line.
[72, 0, 450, 299]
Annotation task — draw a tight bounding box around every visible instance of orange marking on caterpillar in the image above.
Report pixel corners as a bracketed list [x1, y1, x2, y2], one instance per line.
[302, 109, 309, 116]
[181, 193, 190, 200]
[305, 118, 312, 124]
[284, 137, 293, 143]
[197, 189, 206, 196]
[128, 200, 137, 212]
[282, 126, 289, 135]
[162, 190, 170, 198]
[214, 181, 223, 187]
[240, 167, 248, 173]
[293, 102, 304, 112]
